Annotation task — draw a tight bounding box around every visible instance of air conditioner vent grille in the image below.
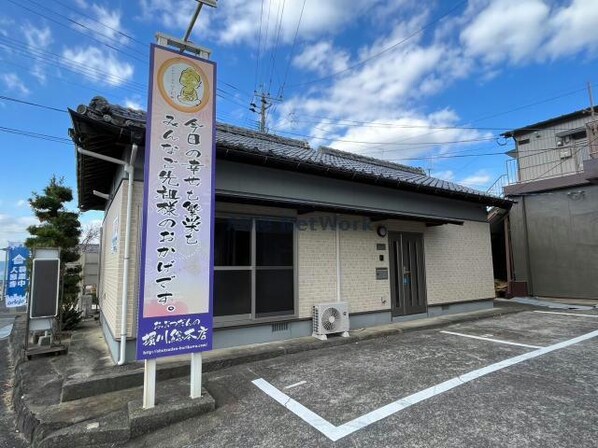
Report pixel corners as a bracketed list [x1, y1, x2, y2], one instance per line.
[312, 302, 350, 340]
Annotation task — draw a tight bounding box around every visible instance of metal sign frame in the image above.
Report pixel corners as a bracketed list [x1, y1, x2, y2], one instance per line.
[29, 258, 60, 319]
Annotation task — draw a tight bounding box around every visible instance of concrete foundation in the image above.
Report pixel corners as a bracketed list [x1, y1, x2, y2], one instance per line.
[101, 299, 494, 364]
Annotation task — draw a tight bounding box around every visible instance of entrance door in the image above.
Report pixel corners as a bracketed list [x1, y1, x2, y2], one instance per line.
[389, 232, 427, 316]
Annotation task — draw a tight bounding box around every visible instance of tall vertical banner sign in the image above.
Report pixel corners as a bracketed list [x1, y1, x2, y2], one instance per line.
[137, 44, 216, 359]
[5, 242, 30, 308]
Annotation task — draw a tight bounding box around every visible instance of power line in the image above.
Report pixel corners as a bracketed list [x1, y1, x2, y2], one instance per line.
[9, 0, 147, 63]
[0, 95, 66, 113]
[285, 115, 594, 133]
[287, 1, 467, 89]
[279, 0, 306, 98]
[254, 0, 266, 93]
[52, 0, 148, 48]
[269, 127, 498, 146]
[0, 126, 71, 144]
[384, 86, 589, 147]
[386, 145, 576, 163]
[505, 146, 585, 195]
[0, 36, 147, 94]
[259, 0, 274, 88]
[267, 0, 286, 94]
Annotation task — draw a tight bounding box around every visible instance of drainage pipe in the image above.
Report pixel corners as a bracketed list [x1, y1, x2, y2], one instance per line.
[76, 144, 137, 364]
[335, 214, 341, 303]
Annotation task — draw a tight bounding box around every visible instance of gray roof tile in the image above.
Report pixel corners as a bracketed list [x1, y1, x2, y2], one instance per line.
[72, 96, 508, 207]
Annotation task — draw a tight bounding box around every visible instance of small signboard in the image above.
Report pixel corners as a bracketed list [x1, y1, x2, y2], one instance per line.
[5, 242, 30, 308]
[136, 44, 216, 360]
[30, 258, 60, 318]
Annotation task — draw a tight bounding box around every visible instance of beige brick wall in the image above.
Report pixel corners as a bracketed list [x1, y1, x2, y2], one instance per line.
[338, 216, 390, 314]
[101, 195, 494, 335]
[99, 181, 124, 339]
[423, 220, 495, 304]
[297, 215, 494, 317]
[297, 213, 338, 318]
[99, 180, 144, 340]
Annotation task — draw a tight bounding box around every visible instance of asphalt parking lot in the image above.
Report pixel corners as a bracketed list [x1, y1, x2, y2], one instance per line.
[128, 309, 598, 448]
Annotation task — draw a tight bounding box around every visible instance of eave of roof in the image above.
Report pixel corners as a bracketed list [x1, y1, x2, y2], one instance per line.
[69, 97, 513, 211]
[502, 106, 598, 138]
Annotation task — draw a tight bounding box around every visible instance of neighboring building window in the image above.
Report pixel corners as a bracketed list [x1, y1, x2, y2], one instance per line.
[518, 138, 530, 145]
[214, 216, 295, 322]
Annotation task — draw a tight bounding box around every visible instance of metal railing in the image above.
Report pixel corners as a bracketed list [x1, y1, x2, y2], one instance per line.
[487, 143, 592, 197]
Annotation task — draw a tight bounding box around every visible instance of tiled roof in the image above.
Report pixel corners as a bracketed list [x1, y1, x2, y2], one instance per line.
[214, 123, 487, 197]
[70, 96, 510, 209]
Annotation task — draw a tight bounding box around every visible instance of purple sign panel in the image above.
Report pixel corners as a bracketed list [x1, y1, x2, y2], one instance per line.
[136, 44, 216, 360]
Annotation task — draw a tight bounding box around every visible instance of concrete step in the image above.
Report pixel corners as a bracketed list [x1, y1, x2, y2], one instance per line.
[34, 378, 215, 448]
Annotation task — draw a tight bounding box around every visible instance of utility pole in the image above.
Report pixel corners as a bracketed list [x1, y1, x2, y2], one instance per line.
[587, 81, 598, 159]
[588, 81, 595, 117]
[250, 90, 281, 133]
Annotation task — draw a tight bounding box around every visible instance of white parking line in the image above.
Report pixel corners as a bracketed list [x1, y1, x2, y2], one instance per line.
[284, 381, 307, 390]
[253, 327, 598, 442]
[534, 311, 598, 318]
[0, 324, 13, 340]
[440, 330, 543, 349]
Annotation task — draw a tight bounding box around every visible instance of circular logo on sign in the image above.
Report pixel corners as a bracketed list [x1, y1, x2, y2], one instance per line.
[157, 57, 210, 113]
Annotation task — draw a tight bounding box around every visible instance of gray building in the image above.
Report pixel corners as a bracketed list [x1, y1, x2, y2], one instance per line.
[69, 97, 510, 364]
[80, 245, 100, 293]
[490, 107, 598, 299]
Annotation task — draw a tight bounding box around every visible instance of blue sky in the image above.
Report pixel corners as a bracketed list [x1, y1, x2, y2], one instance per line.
[1, 0, 598, 247]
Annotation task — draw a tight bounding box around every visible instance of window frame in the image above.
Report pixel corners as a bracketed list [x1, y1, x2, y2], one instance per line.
[213, 212, 298, 327]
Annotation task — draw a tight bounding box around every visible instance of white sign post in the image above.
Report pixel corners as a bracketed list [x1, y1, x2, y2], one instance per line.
[138, 2, 217, 409]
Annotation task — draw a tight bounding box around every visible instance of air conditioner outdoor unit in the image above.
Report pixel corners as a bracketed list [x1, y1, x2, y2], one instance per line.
[312, 302, 350, 340]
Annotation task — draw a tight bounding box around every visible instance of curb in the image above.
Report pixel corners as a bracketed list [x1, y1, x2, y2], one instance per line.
[8, 317, 216, 448]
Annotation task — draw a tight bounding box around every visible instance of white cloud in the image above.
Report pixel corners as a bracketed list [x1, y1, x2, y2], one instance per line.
[78, 4, 129, 44]
[461, 0, 598, 66]
[62, 46, 134, 86]
[139, 0, 203, 33]
[23, 23, 53, 49]
[0, 214, 38, 248]
[432, 170, 455, 182]
[292, 41, 349, 76]
[274, 13, 483, 160]
[31, 64, 46, 85]
[214, 0, 358, 46]
[0, 73, 30, 95]
[545, 0, 598, 58]
[0, 17, 14, 37]
[139, 0, 413, 46]
[21, 23, 53, 86]
[459, 170, 492, 188]
[16, 200, 27, 208]
[124, 96, 144, 110]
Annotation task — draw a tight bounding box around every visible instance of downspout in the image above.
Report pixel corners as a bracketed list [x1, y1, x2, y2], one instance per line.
[119, 144, 137, 365]
[335, 213, 341, 303]
[520, 196, 533, 296]
[76, 144, 138, 365]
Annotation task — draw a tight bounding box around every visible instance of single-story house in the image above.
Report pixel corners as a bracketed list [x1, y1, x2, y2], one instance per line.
[69, 96, 511, 364]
